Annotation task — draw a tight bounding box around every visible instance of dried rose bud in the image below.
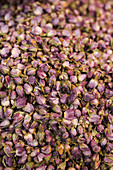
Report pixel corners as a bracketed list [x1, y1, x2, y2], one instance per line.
[33, 112, 43, 120]
[4, 108, 13, 118]
[24, 133, 33, 142]
[60, 94, 68, 104]
[37, 69, 46, 79]
[83, 92, 95, 102]
[67, 92, 76, 104]
[90, 99, 99, 106]
[44, 86, 51, 94]
[14, 77, 23, 84]
[64, 109, 74, 120]
[34, 6, 43, 15]
[49, 97, 59, 105]
[0, 91, 7, 98]
[92, 22, 100, 32]
[16, 147, 26, 156]
[28, 139, 38, 147]
[47, 165, 55, 170]
[0, 119, 10, 127]
[88, 79, 98, 88]
[101, 138, 107, 146]
[89, 114, 100, 123]
[72, 118, 78, 127]
[11, 47, 20, 58]
[72, 147, 81, 160]
[74, 109, 81, 118]
[16, 85, 24, 96]
[1, 25, 9, 33]
[1, 97, 10, 106]
[79, 143, 91, 156]
[36, 95, 46, 105]
[32, 26, 42, 35]
[41, 145, 51, 154]
[23, 114, 31, 125]
[78, 74, 86, 82]
[0, 65, 9, 74]
[16, 97, 27, 108]
[18, 154, 27, 164]
[24, 103, 34, 113]
[24, 83, 33, 94]
[10, 69, 21, 77]
[97, 125, 104, 133]
[70, 75, 77, 83]
[52, 105, 61, 113]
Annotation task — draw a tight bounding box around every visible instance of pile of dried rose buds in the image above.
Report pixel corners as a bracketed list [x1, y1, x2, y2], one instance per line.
[0, 0, 113, 169]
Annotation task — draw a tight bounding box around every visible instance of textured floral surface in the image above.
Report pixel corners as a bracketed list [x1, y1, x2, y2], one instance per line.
[0, 0, 113, 169]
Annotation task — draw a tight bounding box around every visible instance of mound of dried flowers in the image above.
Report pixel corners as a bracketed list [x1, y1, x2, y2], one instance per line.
[0, 0, 113, 169]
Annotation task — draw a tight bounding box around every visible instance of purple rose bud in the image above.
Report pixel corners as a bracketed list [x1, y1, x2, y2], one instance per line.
[89, 114, 100, 123]
[4, 108, 13, 119]
[101, 138, 107, 146]
[24, 133, 33, 142]
[60, 94, 68, 104]
[88, 79, 98, 88]
[16, 147, 26, 156]
[24, 103, 34, 113]
[44, 86, 51, 94]
[33, 112, 43, 120]
[24, 83, 33, 94]
[67, 92, 76, 104]
[16, 85, 24, 96]
[48, 165, 55, 170]
[14, 77, 23, 84]
[37, 69, 46, 79]
[52, 105, 61, 113]
[72, 147, 81, 160]
[74, 109, 81, 118]
[78, 74, 86, 82]
[32, 26, 42, 35]
[36, 95, 46, 105]
[18, 154, 27, 164]
[16, 97, 27, 108]
[49, 74, 56, 85]
[97, 125, 104, 133]
[70, 75, 77, 83]
[0, 119, 10, 127]
[51, 18, 59, 26]
[0, 91, 7, 98]
[28, 76, 36, 85]
[12, 47, 20, 58]
[62, 29, 71, 37]
[1, 25, 9, 33]
[92, 22, 100, 31]
[0, 64, 9, 74]
[79, 143, 91, 156]
[41, 145, 51, 154]
[10, 68, 21, 77]
[64, 109, 74, 120]
[34, 6, 43, 15]
[83, 92, 95, 102]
